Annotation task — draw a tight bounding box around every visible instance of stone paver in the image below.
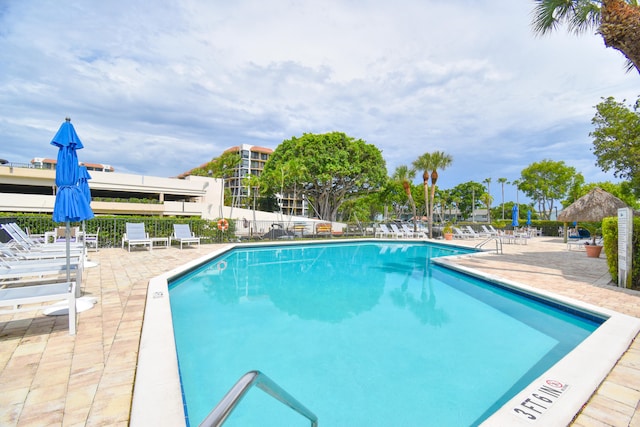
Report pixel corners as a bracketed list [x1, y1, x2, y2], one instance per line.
[0, 238, 638, 426]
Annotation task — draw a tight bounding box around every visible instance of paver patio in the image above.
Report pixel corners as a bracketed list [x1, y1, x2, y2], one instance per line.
[0, 237, 638, 426]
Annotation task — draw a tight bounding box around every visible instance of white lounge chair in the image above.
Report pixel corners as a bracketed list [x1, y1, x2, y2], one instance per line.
[375, 224, 392, 238]
[481, 225, 498, 236]
[452, 227, 472, 239]
[84, 227, 100, 252]
[389, 223, 406, 238]
[0, 281, 77, 335]
[0, 256, 83, 296]
[401, 224, 426, 238]
[465, 225, 490, 238]
[122, 223, 152, 252]
[2, 223, 84, 254]
[172, 224, 200, 249]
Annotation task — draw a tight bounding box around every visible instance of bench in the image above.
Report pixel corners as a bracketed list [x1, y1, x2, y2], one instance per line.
[315, 223, 332, 237]
[0, 281, 77, 335]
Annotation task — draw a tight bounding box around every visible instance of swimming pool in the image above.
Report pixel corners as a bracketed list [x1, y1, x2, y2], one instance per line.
[167, 241, 604, 426]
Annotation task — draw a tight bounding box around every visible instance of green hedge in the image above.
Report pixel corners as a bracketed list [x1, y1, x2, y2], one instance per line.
[0, 213, 237, 248]
[602, 217, 640, 289]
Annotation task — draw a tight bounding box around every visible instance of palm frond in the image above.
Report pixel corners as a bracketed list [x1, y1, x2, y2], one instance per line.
[531, 0, 602, 35]
[569, 1, 601, 33]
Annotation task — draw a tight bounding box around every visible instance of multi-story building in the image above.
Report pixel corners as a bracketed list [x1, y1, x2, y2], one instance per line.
[225, 144, 308, 217]
[222, 144, 272, 208]
[0, 163, 223, 218]
[181, 144, 308, 217]
[31, 157, 115, 173]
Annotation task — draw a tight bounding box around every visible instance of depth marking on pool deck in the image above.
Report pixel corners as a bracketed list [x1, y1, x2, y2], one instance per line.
[511, 379, 569, 423]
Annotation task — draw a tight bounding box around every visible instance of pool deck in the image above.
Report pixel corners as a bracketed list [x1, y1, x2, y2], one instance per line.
[0, 237, 639, 426]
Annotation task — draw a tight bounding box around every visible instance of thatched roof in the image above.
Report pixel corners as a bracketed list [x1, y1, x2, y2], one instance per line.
[557, 188, 628, 222]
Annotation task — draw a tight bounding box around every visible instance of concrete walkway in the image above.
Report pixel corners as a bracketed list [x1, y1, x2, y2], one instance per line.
[0, 237, 639, 426]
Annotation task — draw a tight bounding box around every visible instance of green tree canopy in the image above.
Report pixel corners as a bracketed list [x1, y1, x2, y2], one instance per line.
[591, 96, 640, 195]
[261, 132, 387, 221]
[450, 181, 485, 221]
[189, 151, 241, 178]
[519, 160, 581, 219]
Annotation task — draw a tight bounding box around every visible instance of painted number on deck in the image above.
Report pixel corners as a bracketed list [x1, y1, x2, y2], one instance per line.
[512, 379, 569, 423]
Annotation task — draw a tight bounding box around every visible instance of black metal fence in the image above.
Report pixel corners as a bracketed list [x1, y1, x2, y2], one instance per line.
[1, 214, 373, 248]
[0, 214, 235, 248]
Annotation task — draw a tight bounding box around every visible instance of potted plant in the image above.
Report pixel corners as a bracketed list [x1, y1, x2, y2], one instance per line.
[580, 222, 603, 258]
[443, 223, 454, 240]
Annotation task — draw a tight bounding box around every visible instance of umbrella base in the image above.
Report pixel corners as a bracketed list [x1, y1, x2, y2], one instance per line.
[43, 296, 97, 316]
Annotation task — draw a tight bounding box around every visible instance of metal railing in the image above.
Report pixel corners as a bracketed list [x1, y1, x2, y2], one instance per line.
[199, 370, 318, 427]
[475, 236, 503, 254]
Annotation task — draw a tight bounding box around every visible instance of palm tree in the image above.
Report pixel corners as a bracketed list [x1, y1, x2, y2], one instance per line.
[243, 173, 261, 236]
[497, 177, 508, 219]
[531, 0, 640, 74]
[413, 151, 453, 238]
[483, 177, 492, 223]
[481, 192, 494, 223]
[392, 165, 418, 230]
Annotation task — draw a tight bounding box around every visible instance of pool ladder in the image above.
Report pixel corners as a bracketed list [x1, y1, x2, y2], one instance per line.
[475, 236, 503, 254]
[199, 370, 318, 427]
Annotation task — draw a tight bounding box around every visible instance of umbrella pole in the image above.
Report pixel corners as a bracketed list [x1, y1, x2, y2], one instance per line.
[65, 221, 71, 284]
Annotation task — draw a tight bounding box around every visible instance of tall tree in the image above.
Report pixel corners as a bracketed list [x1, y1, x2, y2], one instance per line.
[590, 96, 640, 195]
[261, 132, 387, 221]
[413, 151, 453, 238]
[497, 177, 508, 220]
[532, 0, 640, 73]
[518, 160, 580, 219]
[483, 177, 492, 223]
[392, 165, 418, 230]
[481, 192, 493, 222]
[450, 181, 485, 220]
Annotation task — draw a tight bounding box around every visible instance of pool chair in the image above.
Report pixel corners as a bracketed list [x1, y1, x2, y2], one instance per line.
[122, 223, 152, 252]
[465, 225, 490, 238]
[401, 223, 426, 238]
[452, 227, 472, 239]
[481, 225, 498, 236]
[0, 255, 84, 297]
[375, 224, 392, 238]
[84, 227, 100, 252]
[1, 224, 84, 258]
[54, 226, 80, 243]
[172, 224, 200, 249]
[0, 281, 77, 335]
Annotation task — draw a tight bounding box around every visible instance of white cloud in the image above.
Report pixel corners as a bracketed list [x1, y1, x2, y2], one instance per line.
[0, 0, 638, 202]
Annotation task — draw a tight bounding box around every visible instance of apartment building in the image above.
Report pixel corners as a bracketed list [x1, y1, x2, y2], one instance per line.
[180, 144, 308, 217]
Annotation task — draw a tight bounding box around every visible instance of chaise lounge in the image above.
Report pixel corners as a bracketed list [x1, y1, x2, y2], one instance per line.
[122, 223, 152, 251]
[172, 224, 200, 249]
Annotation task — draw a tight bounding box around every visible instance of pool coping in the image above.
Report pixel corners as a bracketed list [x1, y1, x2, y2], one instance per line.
[129, 240, 640, 426]
[435, 254, 640, 426]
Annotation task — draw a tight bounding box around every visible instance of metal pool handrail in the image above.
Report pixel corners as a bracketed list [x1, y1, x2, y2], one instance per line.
[199, 370, 318, 427]
[475, 236, 503, 254]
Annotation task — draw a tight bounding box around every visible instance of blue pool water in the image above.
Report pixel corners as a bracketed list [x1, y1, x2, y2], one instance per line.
[169, 242, 602, 426]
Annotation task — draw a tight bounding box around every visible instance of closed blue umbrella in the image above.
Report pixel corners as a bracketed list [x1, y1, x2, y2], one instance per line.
[511, 205, 519, 227]
[78, 165, 92, 205]
[78, 165, 97, 266]
[526, 210, 532, 226]
[51, 118, 94, 285]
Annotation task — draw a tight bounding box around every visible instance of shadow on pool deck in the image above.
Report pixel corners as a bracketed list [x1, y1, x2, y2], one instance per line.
[0, 237, 638, 426]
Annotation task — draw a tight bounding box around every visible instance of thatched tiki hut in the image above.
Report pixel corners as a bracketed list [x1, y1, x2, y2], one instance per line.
[558, 188, 628, 243]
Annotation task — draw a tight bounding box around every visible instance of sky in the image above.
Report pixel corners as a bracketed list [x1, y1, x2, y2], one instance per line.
[0, 0, 638, 204]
